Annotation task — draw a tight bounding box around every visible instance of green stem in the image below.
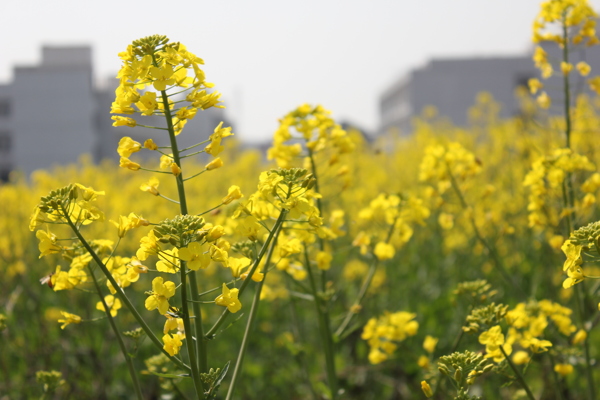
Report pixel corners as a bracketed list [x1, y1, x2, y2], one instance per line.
[561, 17, 575, 233]
[304, 247, 338, 399]
[183, 169, 207, 181]
[547, 353, 566, 400]
[562, 18, 572, 150]
[573, 285, 596, 400]
[61, 206, 190, 371]
[500, 345, 536, 400]
[179, 138, 211, 152]
[87, 264, 143, 400]
[225, 215, 284, 400]
[177, 259, 204, 397]
[559, 18, 594, 399]
[286, 274, 319, 400]
[197, 203, 224, 217]
[334, 217, 398, 339]
[159, 88, 208, 388]
[205, 209, 288, 338]
[158, 194, 180, 204]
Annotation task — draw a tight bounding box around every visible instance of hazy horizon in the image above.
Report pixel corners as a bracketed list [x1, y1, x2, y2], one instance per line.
[2, 0, 593, 142]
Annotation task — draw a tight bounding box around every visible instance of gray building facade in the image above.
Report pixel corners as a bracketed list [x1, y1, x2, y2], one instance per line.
[380, 42, 600, 135]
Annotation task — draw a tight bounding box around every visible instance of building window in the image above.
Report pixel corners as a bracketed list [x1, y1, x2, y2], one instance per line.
[0, 132, 11, 153]
[0, 100, 10, 117]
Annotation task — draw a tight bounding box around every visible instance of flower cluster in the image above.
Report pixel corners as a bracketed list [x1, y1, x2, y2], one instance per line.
[353, 193, 429, 261]
[361, 311, 419, 364]
[471, 299, 576, 365]
[267, 103, 354, 169]
[111, 34, 221, 126]
[560, 221, 600, 288]
[523, 148, 595, 228]
[531, 1, 599, 103]
[419, 142, 482, 191]
[111, 35, 233, 174]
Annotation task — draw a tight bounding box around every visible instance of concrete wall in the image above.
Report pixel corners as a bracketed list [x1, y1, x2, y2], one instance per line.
[379, 42, 600, 135]
[12, 48, 96, 175]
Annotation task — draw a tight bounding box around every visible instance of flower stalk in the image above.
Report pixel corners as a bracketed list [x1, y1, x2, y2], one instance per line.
[225, 210, 287, 400]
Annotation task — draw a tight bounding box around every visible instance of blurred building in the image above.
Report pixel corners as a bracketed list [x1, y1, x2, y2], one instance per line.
[0, 46, 232, 180]
[379, 42, 600, 135]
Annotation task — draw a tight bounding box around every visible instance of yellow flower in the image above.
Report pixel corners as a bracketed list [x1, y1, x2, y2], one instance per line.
[215, 283, 242, 313]
[561, 62, 573, 75]
[205, 157, 224, 170]
[423, 335, 438, 354]
[119, 215, 147, 238]
[140, 177, 160, 196]
[149, 64, 176, 91]
[179, 242, 211, 271]
[352, 232, 371, 255]
[562, 240, 583, 271]
[170, 162, 181, 176]
[222, 185, 243, 205]
[137, 231, 159, 261]
[563, 265, 585, 289]
[205, 122, 233, 156]
[144, 138, 158, 150]
[512, 350, 531, 365]
[58, 311, 82, 329]
[572, 329, 587, 344]
[210, 244, 229, 264]
[554, 363, 574, 376]
[136, 92, 158, 115]
[111, 116, 137, 127]
[119, 157, 141, 171]
[523, 337, 552, 353]
[156, 248, 180, 273]
[417, 355, 430, 369]
[485, 343, 512, 362]
[163, 316, 184, 334]
[421, 381, 433, 398]
[479, 325, 513, 361]
[228, 257, 252, 278]
[162, 333, 184, 356]
[589, 76, 600, 94]
[576, 61, 592, 76]
[160, 154, 173, 169]
[206, 225, 225, 242]
[145, 277, 177, 314]
[549, 235, 564, 250]
[374, 242, 395, 261]
[537, 92, 551, 109]
[96, 295, 122, 317]
[117, 136, 141, 157]
[236, 216, 262, 241]
[528, 78, 543, 94]
[438, 213, 454, 230]
[316, 251, 333, 270]
[36, 229, 61, 258]
[368, 348, 387, 364]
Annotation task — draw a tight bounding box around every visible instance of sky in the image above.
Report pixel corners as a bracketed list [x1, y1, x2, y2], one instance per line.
[1, 0, 596, 143]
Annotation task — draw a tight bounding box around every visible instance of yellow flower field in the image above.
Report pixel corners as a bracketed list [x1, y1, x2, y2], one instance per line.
[2, 2, 600, 399]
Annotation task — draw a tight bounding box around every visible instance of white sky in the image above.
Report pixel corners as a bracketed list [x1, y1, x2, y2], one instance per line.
[2, 0, 597, 142]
